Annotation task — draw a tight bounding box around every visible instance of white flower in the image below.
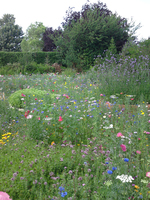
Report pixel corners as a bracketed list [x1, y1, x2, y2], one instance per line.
[21, 98, 24, 100]
[116, 174, 134, 183]
[103, 124, 113, 129]
[110, 95, 117, 99]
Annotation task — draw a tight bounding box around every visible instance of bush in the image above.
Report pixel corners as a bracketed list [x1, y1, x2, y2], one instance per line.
[8, 88, 50, 108]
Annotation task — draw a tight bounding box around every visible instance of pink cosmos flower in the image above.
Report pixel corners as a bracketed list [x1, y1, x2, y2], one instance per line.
[120, 144, 126, 152]
[100, 94, 103, 96]
[0, 192, 12, 200]
[58, 116, 63, 122]
[146, 172, 150, 178]
[117, 132, 123, 137]
[136, 151, 141, 154]
[21, 93, 25, 97]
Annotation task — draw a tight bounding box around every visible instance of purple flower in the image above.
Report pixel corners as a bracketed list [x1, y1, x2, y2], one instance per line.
[78, 177, 82, 181]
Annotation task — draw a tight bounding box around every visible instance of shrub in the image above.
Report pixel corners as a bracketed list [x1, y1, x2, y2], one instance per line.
[8, 88, 51, 108]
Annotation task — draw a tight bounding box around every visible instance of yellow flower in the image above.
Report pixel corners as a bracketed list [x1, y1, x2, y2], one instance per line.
[135, 185, 140, 189]
[74, 102, 76, 104]
[77, 144, 80, 146]
[90, 84, 92, 86]
[33, 95, 35, 96]
[7, 132, 11, 135]
[51, 141, 55, 145]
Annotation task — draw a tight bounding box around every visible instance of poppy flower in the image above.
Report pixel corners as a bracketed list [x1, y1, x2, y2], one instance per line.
[117, 132, 123, 137]
[120, 144, 126, 152]
[58, 116, 63, 122]
[146, 172, 150, 178]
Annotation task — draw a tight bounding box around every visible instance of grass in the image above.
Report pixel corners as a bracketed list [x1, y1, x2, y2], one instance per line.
[0, 56, 150, 199]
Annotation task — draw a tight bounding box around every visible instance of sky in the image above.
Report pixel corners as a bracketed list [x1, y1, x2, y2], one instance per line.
[0, 0, 150, 41]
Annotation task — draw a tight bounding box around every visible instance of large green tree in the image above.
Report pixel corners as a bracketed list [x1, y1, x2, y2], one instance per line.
[21, 22, 45, 52]
[54, 1, 135, 69]
[0, 14, 24, 51]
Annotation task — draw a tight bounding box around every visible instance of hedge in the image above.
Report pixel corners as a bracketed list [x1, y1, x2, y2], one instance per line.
[0, 51, 57, 66]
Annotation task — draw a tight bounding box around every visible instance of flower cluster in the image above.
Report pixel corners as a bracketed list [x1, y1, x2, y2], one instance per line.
[116, 174, 134, 183]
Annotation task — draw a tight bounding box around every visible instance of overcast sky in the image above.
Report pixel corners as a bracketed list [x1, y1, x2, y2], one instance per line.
[0, 0, 150, 41]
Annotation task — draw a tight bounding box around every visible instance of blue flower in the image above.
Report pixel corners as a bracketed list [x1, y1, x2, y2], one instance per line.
[59, 186, 65, 192]
[124, 158, 129, 162]
[107, 170, 113, 174]
[84, 162, 87, 166]
[61, 192, 67, 197]
[112, 167, 117, 170]
[105, 162, 109, 164]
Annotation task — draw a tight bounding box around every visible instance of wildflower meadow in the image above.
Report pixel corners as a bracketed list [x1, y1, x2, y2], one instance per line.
[0, 55, 150, 199]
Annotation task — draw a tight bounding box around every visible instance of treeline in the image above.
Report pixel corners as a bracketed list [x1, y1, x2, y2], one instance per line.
[0, 1, 150, 70]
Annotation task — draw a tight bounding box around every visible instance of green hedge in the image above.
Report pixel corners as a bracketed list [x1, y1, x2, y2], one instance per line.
[0, 51, 57, 65]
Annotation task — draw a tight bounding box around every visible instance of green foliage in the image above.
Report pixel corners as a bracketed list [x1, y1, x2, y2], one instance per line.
[0, 14, 24, 51]
[53, 1, 131, 69]
[0, 51, 57, 66]
[106, 37, 117, 58]
[21, 22, 45, 52]
[8, 88, 48, 108]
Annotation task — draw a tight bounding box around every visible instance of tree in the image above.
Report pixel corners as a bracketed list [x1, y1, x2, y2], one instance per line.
[54, 1, 132, 69]
[0, 14, 24, 51]
[42, 27, 62, 52]
[21, 22, 45, 52]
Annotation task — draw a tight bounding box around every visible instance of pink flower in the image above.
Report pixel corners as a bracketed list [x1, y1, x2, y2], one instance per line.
[117, 132, 123, 137]
[120, 144, 126, 152]
[0, 192, 12, 200]
[21, 93, 25, 97]
[100, 94, 103, 96]
[130, 98, 134, 100]
[146, 172, 150, 178]
[138, 138, 141, 140]
[136, 151, 141, 154]
[35, 98, 37, 100]
[58, 116, 63, 122]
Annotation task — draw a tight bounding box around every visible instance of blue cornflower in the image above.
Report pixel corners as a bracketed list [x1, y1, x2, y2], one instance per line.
[59, 186, 65, 192]
[105, 162, 109, 164]
[61, 192, 67, 197]
[112, 167, 117, 170]
[124, 158, 129, 162]
[138, 195, 143, 199]
[41, 111, 44, 113]
[107, 170, 113, 174]
[84, 162, 87, 166]
[16, 121, 19, 123]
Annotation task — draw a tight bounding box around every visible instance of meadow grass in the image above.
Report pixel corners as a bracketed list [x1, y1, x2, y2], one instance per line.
[0, 56, 150, 199]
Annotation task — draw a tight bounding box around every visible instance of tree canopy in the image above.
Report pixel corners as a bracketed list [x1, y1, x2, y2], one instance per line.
[21, 22, 45, 52]
[0, 14, 24, 51]
[52, 1, 132, 68]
